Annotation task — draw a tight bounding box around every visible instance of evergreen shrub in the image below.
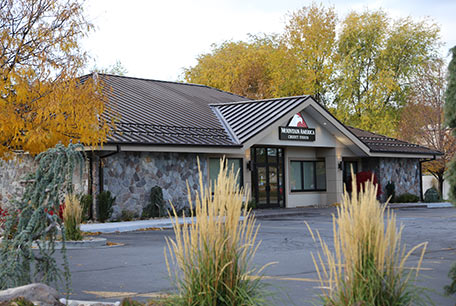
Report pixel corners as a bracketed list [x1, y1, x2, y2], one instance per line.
[142, 186, 166, 218]
[424, 187, 441, 202]
[97, 191, 115, 222]
[120, 209, 137, 221]
[385, 181, 396, 201]
[394, 193, 420, 203]
[79, 194, 93, 221]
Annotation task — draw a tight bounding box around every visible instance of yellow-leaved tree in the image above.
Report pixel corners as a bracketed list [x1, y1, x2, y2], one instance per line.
[0, 0, 111, 158]
[334, 10, 441, 136]
[184, 4, 442, 137]
[283, 3, 337, 106]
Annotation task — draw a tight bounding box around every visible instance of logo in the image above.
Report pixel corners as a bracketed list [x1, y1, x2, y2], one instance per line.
[289, 113, 308, 128]
[280, 113, 315, 141]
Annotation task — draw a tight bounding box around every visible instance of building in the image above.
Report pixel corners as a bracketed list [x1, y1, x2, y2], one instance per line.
[0, 74, 442, 218]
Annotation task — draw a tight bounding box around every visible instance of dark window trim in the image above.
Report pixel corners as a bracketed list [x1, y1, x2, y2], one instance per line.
[209, 157, 244, 188]
[251, 146, 286, 208]
[290, 160, 326, 192]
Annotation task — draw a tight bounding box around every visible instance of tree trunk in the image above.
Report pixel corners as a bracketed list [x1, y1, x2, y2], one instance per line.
[438, 175, 444, 199]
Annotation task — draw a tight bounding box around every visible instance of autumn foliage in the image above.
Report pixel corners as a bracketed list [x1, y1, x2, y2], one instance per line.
[0, 0, 112, 158]
[184, 4, 441, 137]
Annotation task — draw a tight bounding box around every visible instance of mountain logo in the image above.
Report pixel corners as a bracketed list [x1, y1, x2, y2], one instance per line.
[289, 113, 308, 128]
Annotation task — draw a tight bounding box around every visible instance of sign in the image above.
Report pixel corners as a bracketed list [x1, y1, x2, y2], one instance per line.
[279, 126, 315, 141]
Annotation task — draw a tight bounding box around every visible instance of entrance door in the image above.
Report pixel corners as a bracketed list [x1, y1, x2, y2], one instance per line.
[252, 147, 285, 208]
[343, 160, 358, 190]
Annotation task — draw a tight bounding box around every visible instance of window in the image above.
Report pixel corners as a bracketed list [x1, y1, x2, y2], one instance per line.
[290, 160, 326, 192]
[209, 158, 243, 189]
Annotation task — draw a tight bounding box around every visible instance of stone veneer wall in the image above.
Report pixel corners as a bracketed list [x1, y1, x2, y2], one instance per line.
[0, 154, 88, 209]
[102, 152, 208, 219]
[0, 154, 37, 208]
[378, 158, 420, 202]
[362, 157, 421, 202]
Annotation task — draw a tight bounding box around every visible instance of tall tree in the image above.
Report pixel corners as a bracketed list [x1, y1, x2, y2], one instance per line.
[183, 36, 284, 99]
[184, 6, 441, 137]
[445, 47, 456, 203]
[398, 59, 454, 196]
[334, 11, 440, 136]
[282, 3, 337, 105]
[0, 0, 111, 158]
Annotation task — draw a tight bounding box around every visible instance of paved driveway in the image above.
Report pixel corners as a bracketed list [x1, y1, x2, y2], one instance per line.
[64, 207, 456, 305]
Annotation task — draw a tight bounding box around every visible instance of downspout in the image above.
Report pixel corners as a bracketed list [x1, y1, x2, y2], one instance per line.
[98, 145, 121, 193]
[88, 151, 94, 220]
[419, 155, 436, 201]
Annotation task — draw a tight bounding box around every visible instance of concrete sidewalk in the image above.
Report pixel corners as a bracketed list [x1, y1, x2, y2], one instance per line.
[80, 202, 453, 233]
[80, 217, 192, 233]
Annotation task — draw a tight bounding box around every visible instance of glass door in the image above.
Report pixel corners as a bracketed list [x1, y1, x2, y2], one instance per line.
[252, 147, 285, 208]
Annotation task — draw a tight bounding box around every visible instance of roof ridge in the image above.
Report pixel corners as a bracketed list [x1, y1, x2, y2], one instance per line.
[117, 122, 227, 131]
[79, 73, 249, 100]
[209, 95, 310, 106]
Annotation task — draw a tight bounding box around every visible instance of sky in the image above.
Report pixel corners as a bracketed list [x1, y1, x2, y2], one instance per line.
[81, 0, 456, 81]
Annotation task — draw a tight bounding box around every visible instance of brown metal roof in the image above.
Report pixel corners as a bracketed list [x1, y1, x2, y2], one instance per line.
[211, 96, 311, 143]
[347, 126, 442, 155]
[85, 73, 441, 155]
[86, 73, 247, 146]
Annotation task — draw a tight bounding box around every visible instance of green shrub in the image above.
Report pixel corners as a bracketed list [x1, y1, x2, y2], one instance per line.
[243, 199, 258, 210]
[0, 297, 35, 306]
[424, 187, 441, 202]
[79, 194, 92, 221]
[120, 298, 144, 306]
[142, 186, 166, 218]
[394, 193, 420, 203]
[120, 209, 137, 221]
[445, 262, 456, 296]
[385, 181, 395, 202]
[97, 191, 115, 223]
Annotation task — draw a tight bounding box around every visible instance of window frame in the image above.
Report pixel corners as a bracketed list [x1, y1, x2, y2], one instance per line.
[208, 157, 244, 188]
[290, 160, 326, 192]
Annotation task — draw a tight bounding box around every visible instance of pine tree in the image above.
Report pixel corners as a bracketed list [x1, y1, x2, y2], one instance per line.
[0, 143, 84, 291]
[445, 46, 456, 203]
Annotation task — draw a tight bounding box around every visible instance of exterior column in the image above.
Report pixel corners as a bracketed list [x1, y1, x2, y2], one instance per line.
[325, 149, 343, 205]
[90, 155, 100, 221]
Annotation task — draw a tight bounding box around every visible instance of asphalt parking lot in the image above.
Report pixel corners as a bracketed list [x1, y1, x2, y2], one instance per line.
[64, 207, 456, 305]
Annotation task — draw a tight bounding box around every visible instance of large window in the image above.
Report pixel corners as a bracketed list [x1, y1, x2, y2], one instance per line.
[290, 160, 326, 192]
[209, 158, 243, 189]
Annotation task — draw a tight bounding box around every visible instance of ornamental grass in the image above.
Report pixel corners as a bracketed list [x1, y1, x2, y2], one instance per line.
[165, 159, 271, 306]
[307, 173, 428, 305]
[63, 194, 83, 241]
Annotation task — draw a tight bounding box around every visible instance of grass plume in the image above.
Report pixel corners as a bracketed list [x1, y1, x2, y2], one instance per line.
[63, 194, 83, 241]
[165, 158, 271, 305]
[307, 174, 428, 305]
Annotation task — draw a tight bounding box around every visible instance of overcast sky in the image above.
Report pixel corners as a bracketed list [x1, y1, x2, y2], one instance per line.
[81, 0, 456, 81]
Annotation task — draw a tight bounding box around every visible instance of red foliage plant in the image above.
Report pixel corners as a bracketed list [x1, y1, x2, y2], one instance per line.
[0, 207, 8, 224]
[347, 171, 382, 197]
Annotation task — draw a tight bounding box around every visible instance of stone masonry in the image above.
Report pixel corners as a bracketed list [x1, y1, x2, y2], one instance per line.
[0, 154, 36, 209]
[0, 153, 88, 209]
[363, 157, 421, 202]
[102, 152, 208, 219]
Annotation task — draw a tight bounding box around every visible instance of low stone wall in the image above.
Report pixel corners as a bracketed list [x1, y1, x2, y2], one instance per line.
[102, 152, 208, 219]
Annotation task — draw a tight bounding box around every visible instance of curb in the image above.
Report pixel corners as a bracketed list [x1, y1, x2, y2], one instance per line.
[34, 238, 107, 249]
